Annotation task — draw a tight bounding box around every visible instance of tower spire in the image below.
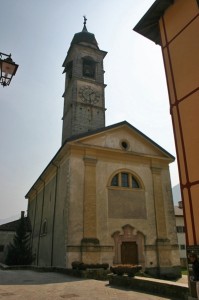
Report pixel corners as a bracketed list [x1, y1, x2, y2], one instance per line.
[82, 15, 88, 32]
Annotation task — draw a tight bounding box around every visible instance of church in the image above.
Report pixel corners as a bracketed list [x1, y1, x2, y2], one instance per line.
[25, 19, 181, 278]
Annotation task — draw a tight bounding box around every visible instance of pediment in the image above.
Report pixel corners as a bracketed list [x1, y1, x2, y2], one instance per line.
[25, 122, 174, 199]
[70, 122, 174, 160]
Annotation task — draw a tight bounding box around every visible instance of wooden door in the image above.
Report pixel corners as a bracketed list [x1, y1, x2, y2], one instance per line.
[121, 242, 138, 264]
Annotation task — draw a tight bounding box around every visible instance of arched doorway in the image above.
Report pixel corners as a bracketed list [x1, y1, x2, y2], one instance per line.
[112, 224, 145, 266]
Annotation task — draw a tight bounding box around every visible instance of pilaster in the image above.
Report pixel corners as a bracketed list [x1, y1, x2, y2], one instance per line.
[151, 166, 168, 240]
[83, 156, 97, 237]
[82, 156, 99, 263]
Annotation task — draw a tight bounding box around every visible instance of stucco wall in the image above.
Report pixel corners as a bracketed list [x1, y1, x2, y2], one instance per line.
[176, 215, 186, 263]
[66, 136, 180, 271]
[29, 158, 70, 267]
[27, 126, 180, 275]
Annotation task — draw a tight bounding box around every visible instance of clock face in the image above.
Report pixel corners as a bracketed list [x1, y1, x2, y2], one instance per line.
[79, 86, 100, 104]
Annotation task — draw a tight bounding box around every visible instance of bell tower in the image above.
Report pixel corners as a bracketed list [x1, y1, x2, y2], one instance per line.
[62, 17, 107, 145]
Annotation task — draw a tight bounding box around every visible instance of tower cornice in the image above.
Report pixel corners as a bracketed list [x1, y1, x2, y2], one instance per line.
[63, 43, 107, 68]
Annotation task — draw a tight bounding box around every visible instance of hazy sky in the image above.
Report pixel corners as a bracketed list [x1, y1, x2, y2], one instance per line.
[0, 0, 180, 220]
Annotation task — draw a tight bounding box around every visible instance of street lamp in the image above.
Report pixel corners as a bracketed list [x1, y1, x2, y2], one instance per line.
[0, 52, 18, 87]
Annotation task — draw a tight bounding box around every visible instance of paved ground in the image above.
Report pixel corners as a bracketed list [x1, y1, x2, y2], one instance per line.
[0, 269, 188, 300]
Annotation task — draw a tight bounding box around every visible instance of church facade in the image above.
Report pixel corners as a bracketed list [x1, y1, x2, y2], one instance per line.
[26, 20, 181, 278]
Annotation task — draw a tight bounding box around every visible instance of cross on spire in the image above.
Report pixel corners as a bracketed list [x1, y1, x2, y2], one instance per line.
[83, 15, 87, 26]
[82, 15, 88, 32]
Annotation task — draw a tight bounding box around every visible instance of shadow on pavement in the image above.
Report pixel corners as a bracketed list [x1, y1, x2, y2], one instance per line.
[105, 283, 181, 300]
[0, 269, 84, 285]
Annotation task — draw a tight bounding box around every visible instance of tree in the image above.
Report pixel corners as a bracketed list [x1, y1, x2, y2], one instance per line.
[5, 213, 34, 265]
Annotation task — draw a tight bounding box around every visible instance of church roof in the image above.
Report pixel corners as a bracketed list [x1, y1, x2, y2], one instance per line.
[70, 18, 99, 50]
[0, 217, 32, 232]
[133, 0, 174, 45]
[62, 20, 107, 68]
[25, 120, 175, 198]
[71, 31, 99, 49]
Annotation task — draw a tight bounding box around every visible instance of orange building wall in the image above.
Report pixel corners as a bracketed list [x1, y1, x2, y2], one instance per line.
[159, 0, 199, 245]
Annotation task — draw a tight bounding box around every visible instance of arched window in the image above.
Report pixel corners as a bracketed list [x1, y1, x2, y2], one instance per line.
[41, 219, 47, 236]
[121, 173, 129, 187]
[111, 174, 119, 186]
[82, 57, 96, 79]
[110, 172, 140, 189]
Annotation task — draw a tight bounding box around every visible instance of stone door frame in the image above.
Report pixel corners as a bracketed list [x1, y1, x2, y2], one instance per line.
[112, 224, 145, 266]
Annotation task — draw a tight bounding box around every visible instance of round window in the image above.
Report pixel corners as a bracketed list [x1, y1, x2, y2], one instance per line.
[120, 140, 129, 150]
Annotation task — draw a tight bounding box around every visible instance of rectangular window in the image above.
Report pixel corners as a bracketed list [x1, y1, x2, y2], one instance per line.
[121, 173, 129, 187]
[176, 226, 185, 233]
[180, 245, 186, 250]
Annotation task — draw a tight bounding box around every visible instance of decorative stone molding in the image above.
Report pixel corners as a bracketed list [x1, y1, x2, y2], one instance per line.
[112, 224, 145, 266]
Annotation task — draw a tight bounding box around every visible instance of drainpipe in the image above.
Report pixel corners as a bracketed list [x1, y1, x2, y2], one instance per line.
[31, 187, 38, 248]
[37, 178, 45, 266]
[51, 162, 59, 266]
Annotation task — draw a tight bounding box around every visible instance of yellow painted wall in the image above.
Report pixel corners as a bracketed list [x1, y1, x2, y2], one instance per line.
[159, 0, 199, 245]
[27, 125, 180, 277]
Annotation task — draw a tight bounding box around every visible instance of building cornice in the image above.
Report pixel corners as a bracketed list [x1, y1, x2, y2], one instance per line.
[133, 0, 174, 45]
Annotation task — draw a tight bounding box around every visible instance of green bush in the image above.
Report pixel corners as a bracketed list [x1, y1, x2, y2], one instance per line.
[181, 268, 188, 275]
[110, 264, 142, 277]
